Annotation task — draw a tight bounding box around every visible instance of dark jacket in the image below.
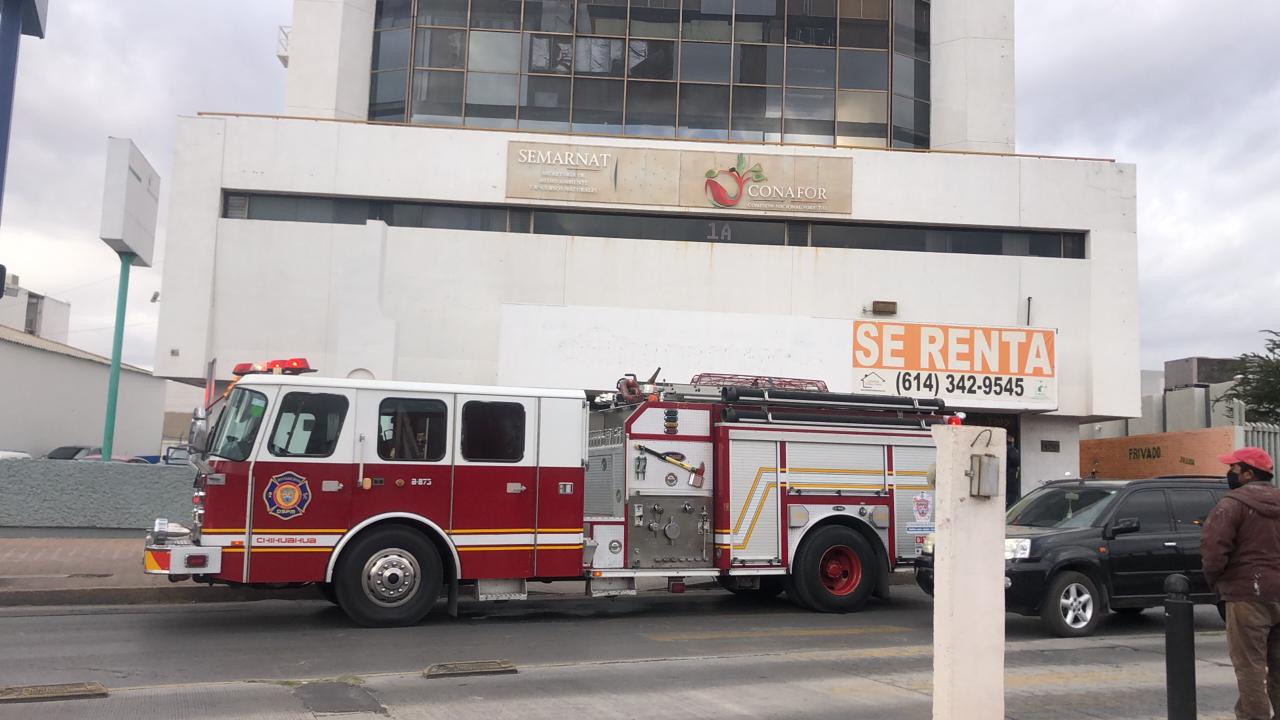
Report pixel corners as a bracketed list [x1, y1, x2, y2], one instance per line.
[1201, 481, 1280, 602]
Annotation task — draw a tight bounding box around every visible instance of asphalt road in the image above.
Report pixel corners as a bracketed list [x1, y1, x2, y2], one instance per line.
[0, 585, 1229, 690]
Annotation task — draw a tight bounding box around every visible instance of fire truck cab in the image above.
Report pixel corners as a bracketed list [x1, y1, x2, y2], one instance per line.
[145, 367, 948, 627]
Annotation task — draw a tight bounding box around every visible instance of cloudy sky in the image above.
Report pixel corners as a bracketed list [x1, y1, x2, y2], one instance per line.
[0, 0, 1276, 371]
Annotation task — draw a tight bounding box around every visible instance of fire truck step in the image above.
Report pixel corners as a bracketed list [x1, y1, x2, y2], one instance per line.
[587, 577, 636, 598]
[470, 579, 528, 602]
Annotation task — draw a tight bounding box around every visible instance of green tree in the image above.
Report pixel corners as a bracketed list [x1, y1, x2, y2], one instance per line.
[1221, 330, 1280, 424]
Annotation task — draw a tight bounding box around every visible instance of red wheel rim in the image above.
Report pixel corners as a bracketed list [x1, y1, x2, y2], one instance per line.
[819, 545, 862, 596]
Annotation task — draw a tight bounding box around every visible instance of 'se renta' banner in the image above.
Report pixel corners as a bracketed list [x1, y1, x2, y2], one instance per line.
[851, 321, 1058, 411]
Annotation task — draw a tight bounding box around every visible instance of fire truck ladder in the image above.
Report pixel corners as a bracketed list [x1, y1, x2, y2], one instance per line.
[718, 386, 948, 430]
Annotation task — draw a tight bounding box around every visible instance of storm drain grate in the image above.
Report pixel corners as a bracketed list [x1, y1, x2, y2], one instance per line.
[0, 682, 109, 703]
[293, 682, 386, 715]
[425, 659, 518, 679]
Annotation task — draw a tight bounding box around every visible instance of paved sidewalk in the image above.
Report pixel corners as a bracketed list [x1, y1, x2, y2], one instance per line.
[0, 529, 918, 606]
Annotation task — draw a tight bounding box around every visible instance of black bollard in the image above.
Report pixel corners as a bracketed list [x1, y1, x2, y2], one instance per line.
[1164, 573, 1196, 720]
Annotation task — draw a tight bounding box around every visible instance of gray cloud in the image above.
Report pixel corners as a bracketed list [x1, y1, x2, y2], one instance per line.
[1016, 0, 1280, 368]
[0, 0, 290, 368]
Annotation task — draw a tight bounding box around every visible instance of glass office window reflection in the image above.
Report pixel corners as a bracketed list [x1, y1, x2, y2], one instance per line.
[374, 0, 924, 147]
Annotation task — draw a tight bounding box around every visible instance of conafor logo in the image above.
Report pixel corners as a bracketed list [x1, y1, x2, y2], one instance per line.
[704, 153, 765, 208]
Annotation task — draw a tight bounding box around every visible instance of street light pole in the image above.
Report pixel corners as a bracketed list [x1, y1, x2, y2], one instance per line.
[0, 0, 26, 224]
[101, 251, 135, 460]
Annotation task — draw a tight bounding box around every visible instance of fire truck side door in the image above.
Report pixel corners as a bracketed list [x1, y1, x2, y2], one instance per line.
[450, 394, 538, 579]
[246, 387, 359, 583]
[353, 390, 454, 544]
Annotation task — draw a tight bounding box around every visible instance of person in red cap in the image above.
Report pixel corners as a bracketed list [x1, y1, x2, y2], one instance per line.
[1202, 446, 1280, 719]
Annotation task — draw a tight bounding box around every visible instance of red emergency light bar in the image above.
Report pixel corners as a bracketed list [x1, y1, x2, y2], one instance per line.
[231, 358, 316, 377]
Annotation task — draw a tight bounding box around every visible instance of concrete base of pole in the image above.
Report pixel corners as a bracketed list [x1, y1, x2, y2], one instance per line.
[931, 424, 1007, 720]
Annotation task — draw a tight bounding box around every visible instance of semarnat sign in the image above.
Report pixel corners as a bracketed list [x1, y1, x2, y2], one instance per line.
[506, 142, 853, 215]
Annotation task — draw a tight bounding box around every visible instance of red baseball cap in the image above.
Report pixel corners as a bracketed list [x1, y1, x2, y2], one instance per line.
[1218, 447, 1275, 474]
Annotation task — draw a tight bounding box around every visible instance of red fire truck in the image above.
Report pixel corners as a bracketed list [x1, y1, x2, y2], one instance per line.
[145, 362, 953, 627]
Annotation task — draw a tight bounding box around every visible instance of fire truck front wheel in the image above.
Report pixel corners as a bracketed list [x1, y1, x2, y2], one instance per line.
[334, 527, 443, 627]
[788, 525, 875, 613]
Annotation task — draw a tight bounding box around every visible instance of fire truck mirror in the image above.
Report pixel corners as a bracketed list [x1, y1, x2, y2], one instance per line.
[189, 407, 210, 454]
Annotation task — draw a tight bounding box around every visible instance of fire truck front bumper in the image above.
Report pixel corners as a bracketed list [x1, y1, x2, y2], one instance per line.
[144, 519, 222, 576]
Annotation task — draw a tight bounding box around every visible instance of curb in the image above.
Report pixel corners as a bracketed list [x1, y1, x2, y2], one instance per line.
[0, 585, 323, 607]
[0, 571, 918, 607]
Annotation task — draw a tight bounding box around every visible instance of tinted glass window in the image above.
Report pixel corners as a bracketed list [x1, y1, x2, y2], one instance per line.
[415, 28, 467, 68]
[373, 29, 410, 70]
[465, 72, 520, 128]
[410, 69, 465, 124]
[1170, 489, 1218, 532]
[734, 0, 784, 43]
[524, 0, 575, 31]
[625, 81, 677, 136]
[787, 0, 836, 45]
[469, 31, 522, 72]
[575, 36, 626, 76]
[378, 398, 448, 461]
[577, 0, 627, 35]
[525, 33, 574, 73]
[734, 44, 783, 85]
[417, 0, 468, 26]
[682, 0, 733, 41]
[892, 0, 929, 59]
[370, 70, 408, 121]
[630, 0, 680, 38]
[461, 401, 526, 462]
[681, 42, 732, 83]
[470, 0, 522, 29]
[519, 75, 573, 130]
[376, 0, 414, 28]
[628, 39, 676, 79]
[839, 49, 888, 90]
[1114, 490, 1172, 533]
[269, 393, 349, 458]
[678, 83, 730, 139]
[571, 77, 624, 133]
[729, 85, 783, 141]
[786, 47, 836, 88]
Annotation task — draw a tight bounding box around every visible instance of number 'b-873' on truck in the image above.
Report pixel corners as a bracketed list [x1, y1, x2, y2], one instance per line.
[145, 362, 954, 627]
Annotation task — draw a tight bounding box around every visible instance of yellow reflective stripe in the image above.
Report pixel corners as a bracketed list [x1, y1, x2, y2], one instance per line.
[732, 467, 775, 536]
[734, 483, 775, 550]
[457, 545, 534, 552]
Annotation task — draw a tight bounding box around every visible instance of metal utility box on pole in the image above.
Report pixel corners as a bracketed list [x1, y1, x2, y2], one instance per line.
[931, 423, 1007, 720]
[0, 0, 46, 225]
[98, 137, 160, 460]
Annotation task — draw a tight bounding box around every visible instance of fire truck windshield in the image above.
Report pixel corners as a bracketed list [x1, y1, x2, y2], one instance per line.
[208, 387, 268, 461]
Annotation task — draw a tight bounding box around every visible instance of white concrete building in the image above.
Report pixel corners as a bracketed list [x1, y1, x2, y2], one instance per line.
[154, 0, 1139, 487]
[0, 279, 70, 344]
[0, 325, 165, 457]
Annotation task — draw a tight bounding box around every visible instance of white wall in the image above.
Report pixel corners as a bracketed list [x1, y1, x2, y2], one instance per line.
[0, 343, 166, 457]
[1020, 414, 1081, 487]
[0, 289, 70, 343]
[155, 117, 1139, 428]
[931, 0, 1015, 153]
[284, 0, 374, 120]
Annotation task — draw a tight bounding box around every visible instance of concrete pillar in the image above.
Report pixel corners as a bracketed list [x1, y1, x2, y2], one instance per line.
[929, 0, 1015, 153]
[931, 424, 1006, 720]
[285, 0, 376, 121]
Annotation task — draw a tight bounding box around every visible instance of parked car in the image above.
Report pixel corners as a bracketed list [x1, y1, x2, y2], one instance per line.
[43, 445, 99, 460]
[915, 476, 1228, 637]
[80, 454, 151, 463]
[0, 450, 32, 460]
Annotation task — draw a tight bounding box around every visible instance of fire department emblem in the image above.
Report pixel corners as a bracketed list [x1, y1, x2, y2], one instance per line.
[912, 492, 933, 523]
[263, 472, 311, 520]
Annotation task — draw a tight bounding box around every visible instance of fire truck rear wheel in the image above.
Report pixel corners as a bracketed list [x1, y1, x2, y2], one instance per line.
[789, 525, 875, 613]
[334, 527, 442, 627]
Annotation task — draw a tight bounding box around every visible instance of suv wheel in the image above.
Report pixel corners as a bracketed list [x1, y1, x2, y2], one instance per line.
[1040, 571, 1101, 637]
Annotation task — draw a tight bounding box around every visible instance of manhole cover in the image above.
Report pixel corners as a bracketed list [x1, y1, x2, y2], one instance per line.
[424, 660, 518, 679]
[293, 682, 385, 715]
[0, 682, 108, 703]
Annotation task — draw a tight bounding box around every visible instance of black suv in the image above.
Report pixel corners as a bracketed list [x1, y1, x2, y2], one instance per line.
[914, 476, 1228, 637]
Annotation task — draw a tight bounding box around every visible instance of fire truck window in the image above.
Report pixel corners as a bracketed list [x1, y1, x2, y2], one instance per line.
[208, 388, 268, 462]
[378, 398, 448, 461]
[268, 392, 350, 458]
[460, 401, 526, 462]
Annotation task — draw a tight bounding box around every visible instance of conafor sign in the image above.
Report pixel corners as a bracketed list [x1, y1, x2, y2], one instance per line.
[851, 320, 1059, 411]
[506, 142, 853, 214]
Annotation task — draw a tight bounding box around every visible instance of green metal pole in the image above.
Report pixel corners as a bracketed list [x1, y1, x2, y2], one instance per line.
[102, 251, 135, 460]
